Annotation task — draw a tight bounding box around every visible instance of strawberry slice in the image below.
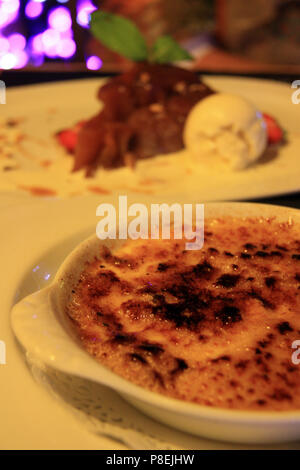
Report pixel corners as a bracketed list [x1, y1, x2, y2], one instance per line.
[263, 113, 284, 145]
[57, 121, 85, 153]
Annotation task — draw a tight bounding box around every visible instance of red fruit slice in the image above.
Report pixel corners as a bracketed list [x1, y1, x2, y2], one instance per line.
[263, 113, 284, 145]
[57, 121, 85, 153]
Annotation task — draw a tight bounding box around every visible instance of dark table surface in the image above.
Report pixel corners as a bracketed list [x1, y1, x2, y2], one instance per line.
[3, 69, 300, 209]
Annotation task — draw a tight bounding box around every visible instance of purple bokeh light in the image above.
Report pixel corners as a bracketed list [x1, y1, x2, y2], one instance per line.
[86, 55, 103, 70]
[48, 6, 72, 33]
[42, 29, 60, 48]
[0, 36, 10, 55]
[0, 0, 20, 28]
[0, 52, 17, 69]
[31, 33, 44, 53]
[0, 31, 28, 69]
[13, 50, 29, 69]
[42, 28, 60, 57]
[0, 1, 91, 68]
[56, 38, 76, 58]
[61, 29, 73, 39]
[31, 28, 76, 60]
[8, 33, 26, 51]
[76, 0, 97, 28]
[28, 5, 76, 60]
[25, 1, 43, 19]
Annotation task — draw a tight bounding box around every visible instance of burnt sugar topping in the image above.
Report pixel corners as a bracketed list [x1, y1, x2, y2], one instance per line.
[67, 217, 300, 411]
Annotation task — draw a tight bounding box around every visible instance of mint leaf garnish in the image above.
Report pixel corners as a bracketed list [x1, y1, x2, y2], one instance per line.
[150, 35, 193, 63]
[90, 11, 148, 62]
[90, 11, 193, 64]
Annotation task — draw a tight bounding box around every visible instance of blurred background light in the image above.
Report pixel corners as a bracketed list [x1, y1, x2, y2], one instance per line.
[2, 0, 20, 14]
[86, 55, 103, 70]
[48, 6, 72, 33]
[42, 28, 60, 49]
[0, 0, 102, 70]
[42, 28, 60, 57]
[0, 0, 100, 69]
[0, 36, 10, 56]
[0, 52, 17, 70]
[61, 28, 73, 39]
[56, 38, 76, 58]
[76, 0, 97, 28]
[8, 33, 26, 51]
[25, 1, 43, 19]
[13, 50, 29, 68]
[0, 0, 20, 28]
[31, 33, 44, 54]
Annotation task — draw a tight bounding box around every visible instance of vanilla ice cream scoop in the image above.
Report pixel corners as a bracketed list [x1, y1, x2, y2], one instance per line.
[183, 93, 267, 170]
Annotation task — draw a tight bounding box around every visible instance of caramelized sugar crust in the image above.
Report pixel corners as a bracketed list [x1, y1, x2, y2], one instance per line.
[67, 217, 300, 410]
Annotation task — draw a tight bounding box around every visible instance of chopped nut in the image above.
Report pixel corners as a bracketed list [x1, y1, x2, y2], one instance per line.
[174, 81, 187, 93]
[139, 72, 150, 84]
[149, 103, 164, 113]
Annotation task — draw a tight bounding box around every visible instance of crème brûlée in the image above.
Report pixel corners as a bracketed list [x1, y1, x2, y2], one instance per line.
[67, 217, 300, 411]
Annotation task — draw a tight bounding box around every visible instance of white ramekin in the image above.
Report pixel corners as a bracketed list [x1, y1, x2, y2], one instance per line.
[11, 202, 300, 444]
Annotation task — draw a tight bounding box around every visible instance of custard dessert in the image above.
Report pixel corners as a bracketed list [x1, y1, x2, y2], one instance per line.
[67, 217, 300, 411]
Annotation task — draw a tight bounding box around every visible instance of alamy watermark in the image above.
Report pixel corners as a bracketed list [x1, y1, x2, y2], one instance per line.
[0, 80, 6, 105]
[96, 196, 204, 250]
[0, 340, 6, 365]
[291, 80, 300, 104]
[292, 340, 300, 365]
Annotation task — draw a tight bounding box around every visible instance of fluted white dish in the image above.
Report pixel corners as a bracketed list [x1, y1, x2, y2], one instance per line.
[11, 202, 300, 444]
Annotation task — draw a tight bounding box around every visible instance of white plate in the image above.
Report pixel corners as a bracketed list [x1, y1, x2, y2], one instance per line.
[2, 76, 300, 200]
[2, 192, 300, 449]
[0, 192, 128, 450]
